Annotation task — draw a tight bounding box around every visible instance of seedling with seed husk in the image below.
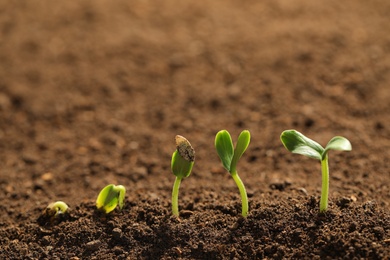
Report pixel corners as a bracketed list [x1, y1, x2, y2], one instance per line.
[38, 201, 70, 225]
[46, 201, 69, 216]
[96, 184, 126, 214]
[171, 135, 195, 217]
[215, 130, 250, 217]
[280, 129, 352, 213]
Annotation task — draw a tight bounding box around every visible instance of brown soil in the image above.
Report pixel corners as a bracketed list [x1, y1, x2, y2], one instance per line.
[1, 0, 389, 259]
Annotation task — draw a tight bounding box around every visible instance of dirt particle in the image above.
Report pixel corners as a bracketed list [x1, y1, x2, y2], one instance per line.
[209, 99, 221, 110]
[363, 200, 377, 212]
[85, 240, 102, 251]
[304, 118, 315, 128]
[180, 210, 194, 218]
[296, 51, 313, 62]
[113, 246, 124, 255]
[349, 221, 358, 232]
[173, 247, 182, 255]
[373, 227, 385, 239]
[41, 236, 51, 246]
[41, 172, 53, 182]
[269, 180, 291, 191]
[22, 154, 38, 164]
[375, 122, 384, 130]
[337, 197, 354, 209]
[297, 187, 308, 195]
[112, 228, 122, 239]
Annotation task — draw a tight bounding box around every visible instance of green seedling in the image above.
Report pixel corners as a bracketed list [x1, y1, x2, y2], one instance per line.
[280, 129, 352, 213]
[171, 135, 195, 217]
[45, 201, 69, 217]
[215, 130, 250, 217]
[96, 184, 126, 214]
[38, 201, 70, 225]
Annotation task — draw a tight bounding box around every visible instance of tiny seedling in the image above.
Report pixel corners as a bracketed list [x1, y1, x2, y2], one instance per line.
[45, 201, 69, 217]
[38, 201, 70, 225]
[280, 129, 352, 213]
[215, 130, 250, 217]
[96, 184, 126, 214]
[171, 135, 195, 217]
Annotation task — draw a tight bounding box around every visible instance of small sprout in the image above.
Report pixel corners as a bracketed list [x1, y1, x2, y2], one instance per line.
[38, 201, 70, 225]
[96, 184, 126, 214]
[280, 129, 352, 213]
[215, 130, 250, 217]
[171, 135, 195, 217]
[46, 201, 69, 216]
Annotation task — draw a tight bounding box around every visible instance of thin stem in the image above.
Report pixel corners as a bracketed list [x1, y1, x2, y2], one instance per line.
[320, 155, 329, 213]
[231, 170, 248, 217]
[172, 176, 182, 217]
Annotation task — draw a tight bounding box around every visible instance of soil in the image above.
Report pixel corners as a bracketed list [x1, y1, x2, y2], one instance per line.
[0, 0, 389, 259]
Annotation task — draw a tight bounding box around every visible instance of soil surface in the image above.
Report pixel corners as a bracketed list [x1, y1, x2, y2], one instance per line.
[1, 0, 390, 259]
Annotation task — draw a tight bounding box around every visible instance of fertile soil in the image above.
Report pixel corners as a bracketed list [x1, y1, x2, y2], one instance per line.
[1, 0, 389, 259]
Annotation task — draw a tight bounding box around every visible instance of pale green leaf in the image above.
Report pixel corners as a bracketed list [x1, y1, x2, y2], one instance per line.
[96, 184, 126, 213]
[323, 136, 352, 160]
[230, 130, 251, 173]
[215, 130, 234, 171]
[96, 184, 114, 210]
[280, 130, 324, 160]
[117, 185, 126, 209]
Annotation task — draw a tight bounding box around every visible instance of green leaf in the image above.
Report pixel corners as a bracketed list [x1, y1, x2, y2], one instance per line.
[96, 184, 126, 213]
[230, 130, 251, 173]
[117, 185, 126, 209]
[322, 136, 352, 160]
[280, 130, 324, 160]
[96, 184, 113, 210]
[171, 150, 194, 178]
[215, 130, 234, 172]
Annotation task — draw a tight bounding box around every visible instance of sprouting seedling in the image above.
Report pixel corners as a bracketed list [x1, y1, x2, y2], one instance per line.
[96, 184, 126, 214]
[215, 130, 250, 217]
[45, 201, 69, 218]
[280, 129, 352, 213]
[38, 201, 70, 225]
[171, 135, 195, 217]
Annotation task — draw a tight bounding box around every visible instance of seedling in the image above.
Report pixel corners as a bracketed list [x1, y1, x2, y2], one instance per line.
[280, 129, 352, 213]
[171, 135, 195, 217]
[38, 201, 69, 225]
[215, 130, 250, 217]
[45, 201, 69, 217]
[96, 184, 126, 214]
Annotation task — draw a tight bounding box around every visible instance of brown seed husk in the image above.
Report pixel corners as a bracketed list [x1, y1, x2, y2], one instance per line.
[175, 135, 195, 162]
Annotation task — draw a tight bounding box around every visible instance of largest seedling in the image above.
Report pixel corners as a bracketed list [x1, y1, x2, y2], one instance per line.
[280, 130, 352, 213]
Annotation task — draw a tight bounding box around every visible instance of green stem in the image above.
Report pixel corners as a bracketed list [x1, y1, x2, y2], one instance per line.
[320, 155, 329, 213]
[172, 176, 182, 217]
[231, 171, 248, 217]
